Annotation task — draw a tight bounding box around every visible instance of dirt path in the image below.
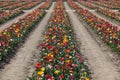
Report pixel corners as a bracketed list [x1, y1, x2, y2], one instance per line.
[75, 2, 120, 29]
[0, 2, 55, 80]
[64, 2, 120, 80]
[0, 2, 44, 31]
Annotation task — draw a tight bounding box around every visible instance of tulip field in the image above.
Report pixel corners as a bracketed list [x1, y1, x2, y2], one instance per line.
[0, 0, 120, 80]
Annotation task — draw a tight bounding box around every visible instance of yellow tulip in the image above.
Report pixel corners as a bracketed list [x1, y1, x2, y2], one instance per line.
[48, 53, 52, 55]
[52, 35, 56, 39]
[80, 76, 84, 79]
[21, 34, 23, 37]
[107, 28, 110, 31]
[3, 32, 7, 35]
[63, 38, 67, 43]
[86, 77, 90, 80]
[37, 71, 44, 76]
[54, 70, 59, 74]
[46, 39, 48, 42]
[45, 35, 49, 39]
[84, 72, 87, 75]
[41, 67, 45, 72]
[66, 60, 70, 63]
[63, 35, 68, 43]
[50, 54, 54, 58]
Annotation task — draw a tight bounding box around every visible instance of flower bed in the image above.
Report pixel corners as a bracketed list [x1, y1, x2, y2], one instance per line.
[0, 10, 45, 61]
[0, 0, 52, 61]
[29, 1, 90, 80]
[0, 1, 18, 8]
[3, 1, 28, 10]
[96, 8, 120, 22]
[78, 0, 97, 9]
[68, 0, 120, 54]
[89, 0, 120, 9]
[19, 1, 42, 10]
[38, 0, 52, 10]
[0, 10, 23, 24]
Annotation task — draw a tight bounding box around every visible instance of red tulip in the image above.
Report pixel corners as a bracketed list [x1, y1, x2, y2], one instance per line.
[46, 74, 51, 79]
[55, 49, 58, 54]
[60, 58, 64, 61]
[63, 42, 68, 46]
[39, 43, 43, 47]
[55, 65, 60, 69]
[45, 43, 49, 46]
[71, 75, 75, 80]
[49, 59, 53, 63]
[35, 62, 41, 69]
[66, 54, 70, 58]
[62, 66, 66, 70]
[60, 74, 64, 79]
[66, 63, 71, 67]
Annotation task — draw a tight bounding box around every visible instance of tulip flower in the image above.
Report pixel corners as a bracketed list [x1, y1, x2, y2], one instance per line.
[36, 62, 41, 69]
[68, 0, 120, 53]
[54, 70, 60, 75]
[29, 1, 90, 80]
[37, 71, 44, 76]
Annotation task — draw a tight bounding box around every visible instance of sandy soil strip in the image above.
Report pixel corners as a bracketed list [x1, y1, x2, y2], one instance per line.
[0, 2, 44, 31]
[75, 2, 120, 29]
[64, 2, 120, 80]
[0, 2, 55, 80]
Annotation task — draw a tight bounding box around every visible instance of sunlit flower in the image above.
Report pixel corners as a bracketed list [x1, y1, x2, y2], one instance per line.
[86, 77, 90, 80]
[54, 70, 60, 74]
[41, 67, 45, 72]
[37, 71, 44, 76]
[35, 62, 41, 69]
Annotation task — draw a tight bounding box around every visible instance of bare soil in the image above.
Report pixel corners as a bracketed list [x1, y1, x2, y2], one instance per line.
[0, 2, 44, 30]
[64, 2, 120, 80]
[0, 3, 55, 80]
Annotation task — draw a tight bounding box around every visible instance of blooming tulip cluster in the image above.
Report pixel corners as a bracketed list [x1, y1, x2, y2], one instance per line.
[0, 10, 45, 61]
[19, 1, 41, 10]
[3, 1, 28, 10]
[0, 10, 23, 24]
[90, 0, 120, 9]
[29, 0, 90, 80]
[78, 0, 97, 9]
[0, 1, 18, 8]
[0, 0, 52, 61]
[38, 0, 52, 10]
[0, 1, 41, 10]
[96, 8, 120, 22]
[68, 0, 120, 54]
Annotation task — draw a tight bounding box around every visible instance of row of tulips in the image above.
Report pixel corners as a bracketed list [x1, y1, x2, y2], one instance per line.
[0, 10, 45, 61]
[19, 1, 42, 10]
[77, 1, 120, 22]
[68, 0, 120, 54]
[100, 0, 120, 6]
[89, 1, 120, 9]
[78, 0, 97, 9]
[0, 0, 52, 61]
[95, 0, 120, 8]
[29, 0, 90, 80]
[96, 8, 120, 22]
[38, 0, 52, 10]
[0, 10, 23, 24]
[0, 1, 18, 7]
[3, 1, 30, 10]
[78, 0, 120, 22]
[0, 1, 42, 24]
